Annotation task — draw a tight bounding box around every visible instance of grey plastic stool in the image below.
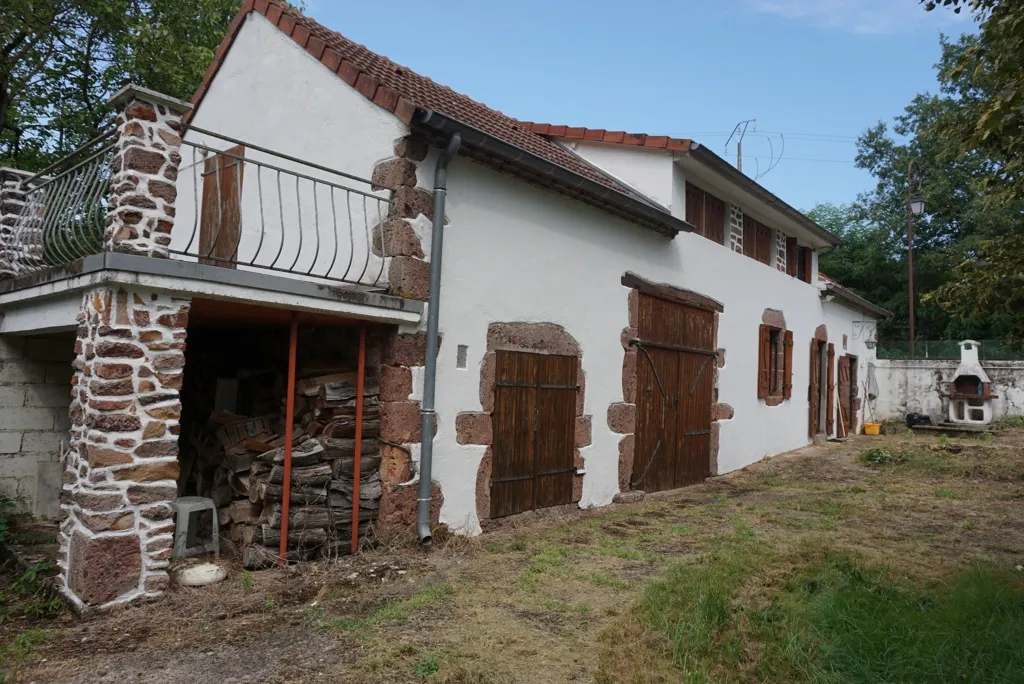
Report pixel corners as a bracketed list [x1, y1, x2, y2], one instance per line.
[171, 496, 220, 560]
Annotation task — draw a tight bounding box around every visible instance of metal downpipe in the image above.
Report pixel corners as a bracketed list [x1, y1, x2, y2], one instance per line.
[418, 132, 461, 546]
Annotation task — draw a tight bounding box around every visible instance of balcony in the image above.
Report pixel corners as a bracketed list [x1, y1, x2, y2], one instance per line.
[2, 127, 394, 290]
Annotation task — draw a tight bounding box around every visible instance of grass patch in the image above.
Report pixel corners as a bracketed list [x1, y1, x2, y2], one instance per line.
[599, 546, 1024, 683]
[935, 488, 970, 500]
[0, 629, 53, 667]
[861, 444, 1024, 481]
[324, 583, 454, 632]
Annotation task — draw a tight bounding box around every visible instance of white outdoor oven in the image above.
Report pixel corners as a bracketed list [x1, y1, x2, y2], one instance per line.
[948, 340, 997, 425]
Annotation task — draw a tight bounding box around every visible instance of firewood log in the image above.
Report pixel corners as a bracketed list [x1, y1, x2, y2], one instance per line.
[268, 462, 332, 487]
[261, 524, 328, 548]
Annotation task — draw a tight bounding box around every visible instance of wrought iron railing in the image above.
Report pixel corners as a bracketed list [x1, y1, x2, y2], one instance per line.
[7, 129, 116, 275]
[175, 126, 393, 287]
[3, 125, 395, 289]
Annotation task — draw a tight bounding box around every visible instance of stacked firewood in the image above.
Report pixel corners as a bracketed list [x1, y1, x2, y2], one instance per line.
[199, 370, 382, 568]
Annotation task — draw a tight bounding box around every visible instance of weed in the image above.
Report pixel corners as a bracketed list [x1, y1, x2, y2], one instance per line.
[0, 495, 15, 546]
[935, 488, 969, 500]
[860, 447, 910, 467]
[240, 571, 254, 591]
[264, 594, 276, 610]
[0, 629, 53, 666]
[324, 584, 455, 632]
[413, 654, 439, 679]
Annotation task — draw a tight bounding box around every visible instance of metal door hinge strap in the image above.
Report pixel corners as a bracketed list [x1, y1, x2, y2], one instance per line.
[630, 338, 716, 357]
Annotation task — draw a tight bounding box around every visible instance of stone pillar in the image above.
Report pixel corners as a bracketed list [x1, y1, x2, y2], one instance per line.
[775, 229, 788, 272]
[373, 133, 432, 299]
[105, 85, 191, 258]
[0, 167, 35, 277]
[58, 286, 189, 609]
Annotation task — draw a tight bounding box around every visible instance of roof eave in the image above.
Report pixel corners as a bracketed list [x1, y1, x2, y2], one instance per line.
[685, 144, 841, 248]
[823, 282, 891, 319]
[414, 110, 693, 239]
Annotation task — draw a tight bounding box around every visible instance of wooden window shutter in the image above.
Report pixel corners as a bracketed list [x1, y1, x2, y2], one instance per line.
[705, 192, 726, 244]
[786, 238, 798, 276]
[808, 340, 819, 437]
[801, 247, 813, 283]
[783, 330, 794, 399]
[826, 343, 836, 435]
[685, 182, 705, 237]
[743, 215, 757, 259]
[200, 144, 245, 267]
[757, 324, 771, 398]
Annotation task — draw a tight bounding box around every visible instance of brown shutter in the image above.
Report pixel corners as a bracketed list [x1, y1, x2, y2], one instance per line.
[826, 343, 835, 436]
[200, 144, 245, 267]
[686, 182, 705, 237]
[755, 222, 772, 265]
[786, 238, 798, 276]
[757, 324, 771, 398]
[783, 330, 794, 399]
[808, 340, 819, 437]
[743, 215, 757, 259]
[705, 192, 726, 244]
[801, 247, 813, 283]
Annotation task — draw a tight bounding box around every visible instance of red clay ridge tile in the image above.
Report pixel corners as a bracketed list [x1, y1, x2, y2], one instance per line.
[583, 129, 606, 141]
[321, 47, 341, 71]
[548, 125, 567, 136]
[605, 131, 625, 143]
[394, 97, 416, 125]
[264, 3, 281, 23]
[277, 12, 296, 36]
[355, 72, 379, 99]
[306, 35, 325, 59]
[292, 24, 310, 48]
[254, 0, 269, 13]
[564, 127, 586, 139]
[373, 86, 399, 111]
[337, 59, 359, 86]
[645, 136, 669, 148]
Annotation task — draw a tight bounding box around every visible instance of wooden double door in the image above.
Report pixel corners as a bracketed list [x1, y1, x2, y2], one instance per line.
[631, 294, 715, 493]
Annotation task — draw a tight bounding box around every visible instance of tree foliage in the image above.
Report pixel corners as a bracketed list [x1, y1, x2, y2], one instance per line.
[0, 0, 241, 171]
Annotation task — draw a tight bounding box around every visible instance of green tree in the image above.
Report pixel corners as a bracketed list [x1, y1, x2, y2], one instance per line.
[921, 0, 1024, 344]
[1, 0, 242, 171]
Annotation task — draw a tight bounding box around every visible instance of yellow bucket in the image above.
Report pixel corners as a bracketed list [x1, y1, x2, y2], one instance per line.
[863, 422, 881, 436]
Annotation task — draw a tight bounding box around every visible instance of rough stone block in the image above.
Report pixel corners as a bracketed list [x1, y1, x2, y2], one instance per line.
[380, 401, 422, 443]
[68, 530, 142, 606]
[0, 361, 45, 384]
[388, 256, 430, 301]
[0, 386, 24, 407]
[455, 412, 491, 445]
[21, 431, 65, 453]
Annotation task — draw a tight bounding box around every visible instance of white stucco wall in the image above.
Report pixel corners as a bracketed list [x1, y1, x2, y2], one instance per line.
[565, 141, 675, 212]
[872, 359, 1024, 423]
[175, 21, 876, 535]
[428, 157, 875, 534]
[174, 12, 407, 285]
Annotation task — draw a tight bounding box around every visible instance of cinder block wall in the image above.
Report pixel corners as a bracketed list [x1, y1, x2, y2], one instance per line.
[0, 333, 74, 517]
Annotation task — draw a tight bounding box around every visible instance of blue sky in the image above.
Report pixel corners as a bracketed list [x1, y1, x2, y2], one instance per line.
[309, 0, 972, 211]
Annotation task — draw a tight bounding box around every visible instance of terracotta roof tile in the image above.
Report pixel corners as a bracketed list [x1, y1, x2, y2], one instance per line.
[520, 122, 692, 152]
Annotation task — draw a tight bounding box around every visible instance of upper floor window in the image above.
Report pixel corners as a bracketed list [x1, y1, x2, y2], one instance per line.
[743, 215, 773, 265]
[685, 182, 726, 244]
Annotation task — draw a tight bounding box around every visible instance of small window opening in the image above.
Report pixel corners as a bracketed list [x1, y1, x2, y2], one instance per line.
[969, 409, 985, 421]
[456, 344, 468, 370]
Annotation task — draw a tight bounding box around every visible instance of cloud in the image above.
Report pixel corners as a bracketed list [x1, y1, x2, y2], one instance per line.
[743, 0, 970, 35]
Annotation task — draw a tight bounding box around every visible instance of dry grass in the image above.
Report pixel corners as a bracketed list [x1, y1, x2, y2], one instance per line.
[6, 428, 1024, 683]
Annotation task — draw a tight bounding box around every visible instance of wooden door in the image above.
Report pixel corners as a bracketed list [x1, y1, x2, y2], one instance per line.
[633, 294, 715, 493]
[200, 144, 245, 266]
[490, 350, 577, 518]
[809, 339, 821, 437]
[837, 355, 852, 438]
[826, 343, 836, 436]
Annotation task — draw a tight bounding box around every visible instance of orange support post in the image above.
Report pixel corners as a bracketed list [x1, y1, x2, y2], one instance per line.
[278, 312, 299, 562]
[351, 326, 366, 553]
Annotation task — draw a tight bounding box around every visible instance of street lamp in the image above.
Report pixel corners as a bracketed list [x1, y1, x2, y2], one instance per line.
[906, 161, 925, 359]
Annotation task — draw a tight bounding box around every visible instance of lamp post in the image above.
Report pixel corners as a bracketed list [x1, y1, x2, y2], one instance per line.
[906, 159, 925, 359]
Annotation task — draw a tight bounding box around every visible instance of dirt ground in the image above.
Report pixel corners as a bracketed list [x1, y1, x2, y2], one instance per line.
[4, 427, 1023, 683]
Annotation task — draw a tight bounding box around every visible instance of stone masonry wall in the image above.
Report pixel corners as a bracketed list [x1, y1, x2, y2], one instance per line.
[58, 287, 190, 609]
[728, 204, 743, 254]
[373, 133, 432, 301]
[0, 334, 74, 517]
[105, 90, 187, 257]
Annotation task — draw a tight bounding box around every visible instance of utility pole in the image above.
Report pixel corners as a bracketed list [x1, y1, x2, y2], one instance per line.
[906, 159, 925, 360]
[726, 119, 756, 173]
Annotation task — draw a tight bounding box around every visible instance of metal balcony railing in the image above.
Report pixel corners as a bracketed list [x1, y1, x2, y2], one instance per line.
[3, 125, 395, 289]
[175, 126, 393, 287]
[6, 129, 116, 275]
